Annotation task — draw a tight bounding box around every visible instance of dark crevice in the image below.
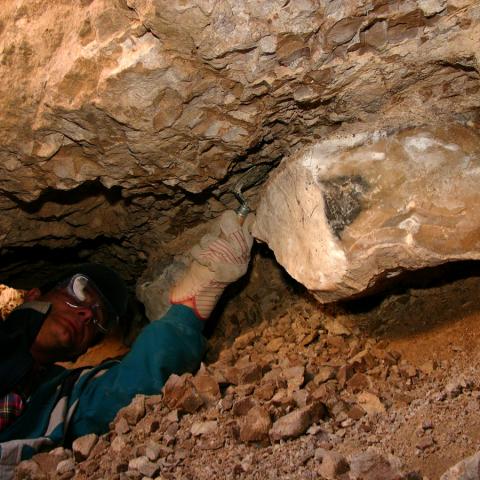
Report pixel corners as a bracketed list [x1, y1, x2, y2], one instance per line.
[341, 260, 480, 314]
[1, 179, 123, 214]
[0, 236, 129, 288]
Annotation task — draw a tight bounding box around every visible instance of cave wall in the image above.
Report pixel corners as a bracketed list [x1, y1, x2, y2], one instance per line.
[0, 0, 479, 283]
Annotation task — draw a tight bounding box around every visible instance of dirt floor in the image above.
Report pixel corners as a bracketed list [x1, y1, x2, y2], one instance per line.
[17, 254, 480, 480]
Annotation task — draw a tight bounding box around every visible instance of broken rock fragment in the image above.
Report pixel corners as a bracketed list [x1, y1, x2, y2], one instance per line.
[269, 402, 325, 442]
[163, 374, 204, 413]
[253, 124, 480, 302]
[239, 406, 272, 442]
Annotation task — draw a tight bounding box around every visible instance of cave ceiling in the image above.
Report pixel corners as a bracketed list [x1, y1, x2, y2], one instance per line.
[0, 0, 479, 288]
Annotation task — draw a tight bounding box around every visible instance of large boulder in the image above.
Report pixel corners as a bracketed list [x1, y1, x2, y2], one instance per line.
[253, 123, 480, 302]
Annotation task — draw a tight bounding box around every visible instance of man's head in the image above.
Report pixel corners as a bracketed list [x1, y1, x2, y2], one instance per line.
[27, 264, 128, 365]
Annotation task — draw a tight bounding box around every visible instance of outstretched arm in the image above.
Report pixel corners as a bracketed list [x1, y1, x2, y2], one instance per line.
[69, 210, 255, 437]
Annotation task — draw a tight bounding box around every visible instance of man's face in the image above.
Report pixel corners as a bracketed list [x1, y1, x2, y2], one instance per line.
[30, 286, 104, 363]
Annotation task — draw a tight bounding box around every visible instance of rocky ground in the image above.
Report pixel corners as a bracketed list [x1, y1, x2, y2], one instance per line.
[14, 252, 480, 480]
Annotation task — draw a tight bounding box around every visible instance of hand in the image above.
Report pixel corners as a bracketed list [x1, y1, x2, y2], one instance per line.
[170, 211, 255, 319]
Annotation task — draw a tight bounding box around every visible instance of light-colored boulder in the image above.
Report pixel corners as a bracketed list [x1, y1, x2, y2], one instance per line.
[254, 124, 480, 302]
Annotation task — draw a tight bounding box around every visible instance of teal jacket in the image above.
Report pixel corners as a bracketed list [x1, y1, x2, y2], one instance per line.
[0, 305, 206, 479]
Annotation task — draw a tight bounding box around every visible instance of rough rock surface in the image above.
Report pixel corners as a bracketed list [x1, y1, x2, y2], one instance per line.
[254, 123, 480, 302]
[1, 0, 480, 283]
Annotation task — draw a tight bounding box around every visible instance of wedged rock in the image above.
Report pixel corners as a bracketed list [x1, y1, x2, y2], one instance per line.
[253, 124, 480, 302]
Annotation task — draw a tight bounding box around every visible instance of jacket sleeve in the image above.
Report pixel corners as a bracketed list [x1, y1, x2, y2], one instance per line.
[67, 305, 207, 438]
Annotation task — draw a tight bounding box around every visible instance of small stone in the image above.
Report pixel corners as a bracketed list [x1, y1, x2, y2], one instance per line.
[30, 452, 61, 474]
[337, 365, 355, 387]
[197, 436, 225, 450]
[128, 456, 159, 478]
[350, 350, 378, 370]
[145, 441, 162, 461]
[419, 360, 436, 375]
[357, 392, 386, 416]
[236, 362, 263, 384]
[347, 373, 372, 392]
[269, 406, 314, 442]
[323, 318, 352, 336]
[239, 406, 272, 442]
[422, 420, 434, 431]
[233, 331, 257, 349]
[115, 417, 131, 435]
[56, 458, 75, 476]
[318, 450, 349, 479]
[233, 396, 257, 416]
[191, 372, 221, 406]
[15, 460, 43, 479]
[292, 389, 309, 408]
[72, 433, 98, 462]
[163, 374, 204, 413]
[254, 382, 276, 401]
[282, 365, 305, 391]
[111, 435, 127, 453]
[190, 420, 218, 437]
[398, 363, 417, 378]
[266, 338, 283, 352]
[347, 404, 366, 420]
[118, 395, 146, 426]
[49, 447, 70, 461]
[166, 409, 179, 423]
[416, 436, 435, 450]
[314, 366, 337, 384]
[259, 35, 277, 54]
[349, 449, 404, 480]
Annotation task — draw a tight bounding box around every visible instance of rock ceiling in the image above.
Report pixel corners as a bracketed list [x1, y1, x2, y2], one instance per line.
[0, 0, 479, 291]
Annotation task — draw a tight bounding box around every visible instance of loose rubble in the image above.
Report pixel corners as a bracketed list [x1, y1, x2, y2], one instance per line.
[13, 256, 480, 480]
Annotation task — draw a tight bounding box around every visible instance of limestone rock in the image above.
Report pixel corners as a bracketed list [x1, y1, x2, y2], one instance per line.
[190, 420, 218, 437]
[348, 449, 404, 480]
[254, 124, 480, 302]
[128, 456, 159, 478]
[14, 459, 45, 480]
[357, 392, 386, 416]
[72, 433, 98, 462]
[269, 406, 315, 442]
[191, 370, 221, 406]
[316, 449, 350, 479]
[116, 395, 146, 426]
[163, 374, 204, 414]
[56, 458, 75, 477]
[239, 406, 272, 443]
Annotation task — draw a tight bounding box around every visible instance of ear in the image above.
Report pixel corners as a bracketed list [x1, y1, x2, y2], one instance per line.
[25, 288, 41, 302]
